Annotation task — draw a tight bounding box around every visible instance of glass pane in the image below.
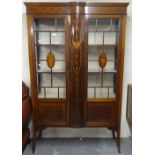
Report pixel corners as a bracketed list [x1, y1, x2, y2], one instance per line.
[88, 19, 96, 31]
[35, 19, 55, 31]
[104, 32, 116, 45]
[112, 19, 119, 31]
[88, 88, 94, 98]
[88, 46, 115, 60]
[88, 46, 117, 72]
[88, 74, 116, 87]
[34, 18, 66, 99]
[109, 87, 116, 98]
[88, 19, 119, 32]
[59, 88, 66, 98]
[51, 32, 65, 45]
[46, 88, 58, 98]
[97, 19, 111, 31]
[57, 19, 65, 31]
[87, 18, 120, 99]
[34, 18, 65, 31]
[37, 73, 51, 87]
[53, 73, 66, 87]
[96, 88, 108, 98]
[88, 32, 103, 45]
[88, 74, 101, 87]
[36, 32, 50, 45]
[38, 88, 45, 98]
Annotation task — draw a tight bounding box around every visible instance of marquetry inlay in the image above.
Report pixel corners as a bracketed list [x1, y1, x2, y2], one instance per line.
[71, 14, 82, 102]
[47, 52, 55, 69]
[99, 52, 107, 69]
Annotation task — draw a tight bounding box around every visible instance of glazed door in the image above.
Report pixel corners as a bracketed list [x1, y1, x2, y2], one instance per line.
[84, 16, 121, 126]
[34, 18, 67, 99]
[33, 16, 70, 126]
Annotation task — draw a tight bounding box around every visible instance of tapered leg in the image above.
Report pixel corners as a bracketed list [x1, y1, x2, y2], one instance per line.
[32, 133, 36, 153]
[112, 130, 116, 139]
[32, 124, 36, 153]
[39, 129, 42, 139]
[116, 130, 121, 153]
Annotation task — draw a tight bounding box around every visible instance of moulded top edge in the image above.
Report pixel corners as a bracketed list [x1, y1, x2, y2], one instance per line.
[24, 2, 129, 7]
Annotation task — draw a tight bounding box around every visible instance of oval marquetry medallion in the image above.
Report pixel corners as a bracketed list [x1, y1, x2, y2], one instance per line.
[98, 52, 107, 69]
[47, 52, 55, 69]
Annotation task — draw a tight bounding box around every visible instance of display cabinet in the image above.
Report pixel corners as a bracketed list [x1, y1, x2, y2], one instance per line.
[25, 2, 128, 153]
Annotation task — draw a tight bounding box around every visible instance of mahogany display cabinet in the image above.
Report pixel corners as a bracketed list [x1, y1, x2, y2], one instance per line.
[25, 2, 128, 153]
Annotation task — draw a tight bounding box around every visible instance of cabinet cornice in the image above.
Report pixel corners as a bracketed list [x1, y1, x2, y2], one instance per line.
[25, 2, 129, 15]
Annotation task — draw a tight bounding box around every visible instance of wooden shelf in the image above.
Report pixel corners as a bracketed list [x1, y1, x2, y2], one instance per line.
[38, 86, 66, 88]
[88, 59, 116, 62]
[35, 44, 65, 46]
[37, 69, 116, 74]
[88, 86, 115, 88]
[88, 30, 119, 32]
[88, 69, 117, 73]
[36, 59, 65, 61]
[89, 44, 117, 47]
[34, 30, 65, 33]
[36, 44, 117, 48]
[37, 70, 66, 73]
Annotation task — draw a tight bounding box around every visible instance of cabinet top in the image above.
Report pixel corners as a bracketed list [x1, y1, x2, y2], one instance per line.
[25, 2, 129, 15]
[25, 2, 129, 6]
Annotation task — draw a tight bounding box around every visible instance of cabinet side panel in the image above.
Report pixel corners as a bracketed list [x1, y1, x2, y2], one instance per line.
[27, 16, 39, 130]
[116, 15, 127, 135]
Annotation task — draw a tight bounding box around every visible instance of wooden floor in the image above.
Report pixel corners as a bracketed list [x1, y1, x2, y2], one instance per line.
[23, 138, 132, 155]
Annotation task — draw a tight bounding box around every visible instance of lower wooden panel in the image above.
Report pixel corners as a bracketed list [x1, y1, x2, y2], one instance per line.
[38, 102, 67, 127]
[86, 102, 115, 127]
[86, 121, 114, 127]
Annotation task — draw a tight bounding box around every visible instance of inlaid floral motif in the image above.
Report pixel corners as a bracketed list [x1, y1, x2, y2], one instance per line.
[98, 52, 107, 69]
[47, 52, 55, 69]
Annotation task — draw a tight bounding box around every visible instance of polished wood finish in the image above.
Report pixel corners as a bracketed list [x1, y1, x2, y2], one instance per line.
[25, 3, 128, 15]
[25, 2, 128, 153]
[116, 15, 127, 153]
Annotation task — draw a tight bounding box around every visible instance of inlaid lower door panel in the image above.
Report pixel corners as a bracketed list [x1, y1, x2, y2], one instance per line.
[34, 17, 70, 126]
[86, 101, 116, 127]
[38, 100, 67, 126]
[86, 17, 120, 126]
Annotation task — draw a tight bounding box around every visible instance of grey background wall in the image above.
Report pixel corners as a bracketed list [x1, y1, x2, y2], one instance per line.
[22, 0, 132, 138]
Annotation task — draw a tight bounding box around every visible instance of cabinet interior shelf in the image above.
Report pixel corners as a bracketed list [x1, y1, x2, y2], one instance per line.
[37, 59, 115, 62]
[88, 30, 119, 33]
[88, 71, 117, 73]
[35, 44, 118, 48]
[36, 70, 117, 74]
[35, 44, 65, 46]
[89, 44, 118, 47]
[38, 86, 66, 88]
[37, 70, 66, 73]
[34, 30, 119, 33]
[34, 30, 65, 33]
[35, 44, 117, 47]
[88, 59, 116, 62]
[88, 86, 115, 88]
[36, 59, 65, 61]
